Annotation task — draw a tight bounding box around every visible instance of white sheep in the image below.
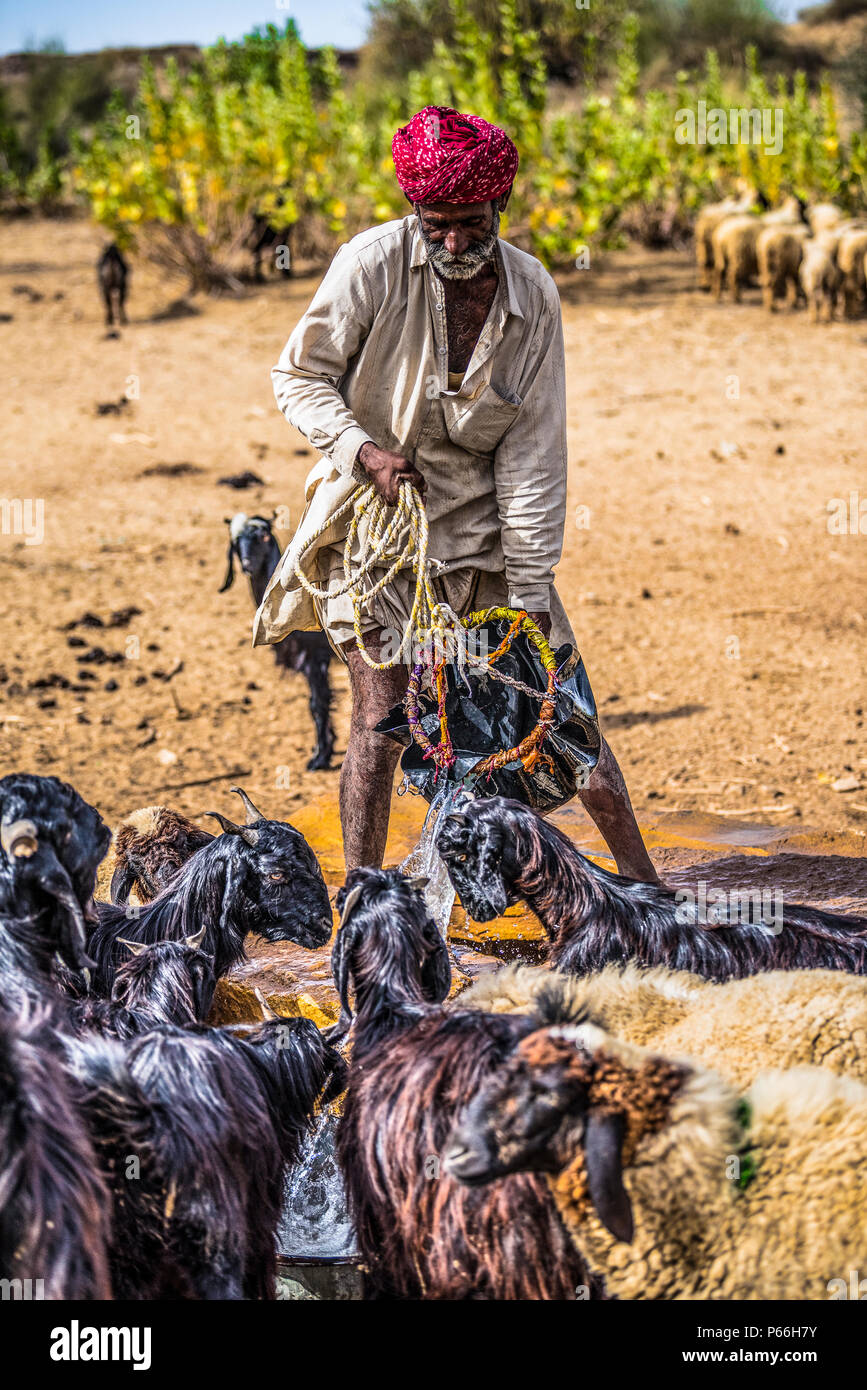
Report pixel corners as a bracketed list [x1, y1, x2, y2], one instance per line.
[836, 225, 867, 318]
[445, 1012, 867, 1300]
[807, 202, 844, 236]
[457, 961, 867, 1089]
[694, 186, 758, 291]
[800, 233, 842, 323]
[712, 196, 806, 303]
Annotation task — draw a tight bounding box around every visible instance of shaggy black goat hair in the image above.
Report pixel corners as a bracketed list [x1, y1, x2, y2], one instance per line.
[0, 773, 111, 1009]
[0, 1006, 112, 1299]
[437, 796, 867, 981]
[332, 867, 591, 1300]
[63, 1007, 345, 1299]
[109, 806, 215, 905]
[220, 513, 335, 771]
[67, 931, 216, 1040]
[86, 787, 333, 994]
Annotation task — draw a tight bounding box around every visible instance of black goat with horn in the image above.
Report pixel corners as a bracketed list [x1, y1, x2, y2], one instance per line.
[63, 1001, 346, 1299]
[86, 787, 333, 994]
[0, 773, 111, 1012]
[220, 512, 335, 771]
[332, 867, 590, 1299]
[68, 930, 216, 1040]
[437, 796, 867, 981]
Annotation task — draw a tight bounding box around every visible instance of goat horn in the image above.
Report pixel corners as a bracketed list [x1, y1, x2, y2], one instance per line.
[231, 786, 265, 826]
[447, 813, 470, 827]
[205, 811, 259, 846]
[184, 926, 207, 951]
[405, 875, 430, 892]
[254, 985, 280, 1021]
[117, 937, 148, 956]
[338, 883, 364, 929]
[1, 817, 39, 859]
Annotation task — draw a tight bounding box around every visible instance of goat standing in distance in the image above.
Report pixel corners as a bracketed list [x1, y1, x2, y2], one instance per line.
[221, 512, 335, 770]
[62, 1003, 346, 1299]
[86, 786, 333, 995]
[437, 796, 867, 980]
[97, 243, 129, 330]
[331, 867, 592, 1299]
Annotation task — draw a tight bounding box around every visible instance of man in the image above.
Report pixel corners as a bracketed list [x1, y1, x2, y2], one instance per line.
[255, 106, 657, 882]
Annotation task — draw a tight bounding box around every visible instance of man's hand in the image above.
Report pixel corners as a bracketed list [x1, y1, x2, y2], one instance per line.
[357, 443, 426, 506]
[527, 610, 552, 638]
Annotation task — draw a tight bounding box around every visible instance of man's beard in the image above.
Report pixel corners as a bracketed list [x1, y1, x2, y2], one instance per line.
[417, 206, 500, 280]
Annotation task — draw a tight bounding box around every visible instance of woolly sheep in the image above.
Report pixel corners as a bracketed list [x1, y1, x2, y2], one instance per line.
[712, 196, 806, 302]
[457, 961, 867, 1089]
[756, 223, 809, 311]
[800, 235, 841, 323]
[836, 226, 867, 318]
[694, 187, 758, 290]
[807, 202, 844, 236]
[445, 1007, 867, 1300]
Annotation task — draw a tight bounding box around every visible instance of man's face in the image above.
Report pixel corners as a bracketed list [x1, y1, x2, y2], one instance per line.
[416, 199, 503, 280]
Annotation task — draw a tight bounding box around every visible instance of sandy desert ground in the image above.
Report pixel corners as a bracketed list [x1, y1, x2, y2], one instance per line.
[1, 216, 865, 874]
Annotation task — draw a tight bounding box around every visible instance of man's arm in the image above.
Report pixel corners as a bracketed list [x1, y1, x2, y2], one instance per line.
[271, 244, 378, 477]
[492, 296, 568, 616]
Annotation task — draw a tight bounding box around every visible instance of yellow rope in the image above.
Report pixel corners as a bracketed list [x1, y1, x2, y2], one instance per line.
[292, 480, 455, 669]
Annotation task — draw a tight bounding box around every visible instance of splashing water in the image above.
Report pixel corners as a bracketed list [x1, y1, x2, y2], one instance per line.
[278, 1104, 358, 1260]
[400, 781, 470, 936]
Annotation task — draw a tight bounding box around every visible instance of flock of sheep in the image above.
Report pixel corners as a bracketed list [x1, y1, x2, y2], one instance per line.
[696, 186, 867, 321]
[3, 767, 867, 1300]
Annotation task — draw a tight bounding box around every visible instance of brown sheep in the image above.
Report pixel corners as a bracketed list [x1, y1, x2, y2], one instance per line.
[837, 225, 867, 318]
[694, 187, 758, 291]
[756, 223, 809, 310]
[712, 196, 806, 303]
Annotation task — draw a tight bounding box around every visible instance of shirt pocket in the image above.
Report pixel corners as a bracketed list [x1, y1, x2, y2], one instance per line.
[440, 380, 522, 457]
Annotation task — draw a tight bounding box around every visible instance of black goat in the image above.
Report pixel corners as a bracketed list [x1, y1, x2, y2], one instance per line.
[245, 214, 293, 280]
[109, 806, 215, 905]
[332, 867, 590, 1299]
[0, 773, 111, 1011]
[68, 931, 216, 1040]
[87, 788, 333, 994]
[437, 796, 867, 981]
[97, 243, 129, 328]
[0, 1006, 112, 1299]
[221, 512, 335, 771]
[63, 1010, 345, 1299]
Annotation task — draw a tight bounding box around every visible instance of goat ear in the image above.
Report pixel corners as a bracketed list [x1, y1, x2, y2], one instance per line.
[184, 926, 207, 951]
[338, 883, 364, 929]
[405, 874, 429, 892]
[218, 541, 236, 593]
[109, 858, 137, 906]
[330, 914, 361, 1029]
[584, 1110, 633, 1245]
[422, 931, 452, 1005]
[117, 937, 148, 957]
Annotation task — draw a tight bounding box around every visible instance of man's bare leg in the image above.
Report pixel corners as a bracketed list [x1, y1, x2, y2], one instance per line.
[340, 634, 408, 871]
[578, 736, 659, 883]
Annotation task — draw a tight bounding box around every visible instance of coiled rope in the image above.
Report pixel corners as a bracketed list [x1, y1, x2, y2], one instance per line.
[292, 479, 560, 778]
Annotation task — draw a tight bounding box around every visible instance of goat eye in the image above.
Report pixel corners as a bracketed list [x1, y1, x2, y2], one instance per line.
[269, 871, 285, 882]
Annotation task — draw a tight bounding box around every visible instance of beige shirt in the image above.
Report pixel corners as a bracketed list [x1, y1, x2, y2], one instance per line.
[254, 214, 568, 648]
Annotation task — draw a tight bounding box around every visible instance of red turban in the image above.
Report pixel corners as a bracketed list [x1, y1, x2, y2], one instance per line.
[391, 106, 519, 206]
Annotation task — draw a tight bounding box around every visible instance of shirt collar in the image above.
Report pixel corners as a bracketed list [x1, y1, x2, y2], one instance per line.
[409, 219, 525, 320]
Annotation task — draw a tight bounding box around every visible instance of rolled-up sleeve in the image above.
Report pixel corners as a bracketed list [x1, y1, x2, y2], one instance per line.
[493, 299, 568, 612]
[271, 244, 376, 477]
